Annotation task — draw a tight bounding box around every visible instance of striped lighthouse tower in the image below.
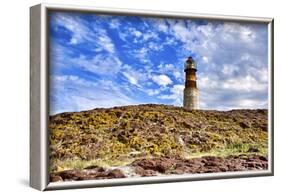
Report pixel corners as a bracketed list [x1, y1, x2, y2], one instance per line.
[183, 56, 199, 110]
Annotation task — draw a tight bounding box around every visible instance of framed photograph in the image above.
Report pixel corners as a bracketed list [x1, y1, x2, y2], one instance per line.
[30, 3, 274, 191]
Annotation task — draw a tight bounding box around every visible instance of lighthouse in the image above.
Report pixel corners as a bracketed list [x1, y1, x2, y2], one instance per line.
[183, 56, 199, 110]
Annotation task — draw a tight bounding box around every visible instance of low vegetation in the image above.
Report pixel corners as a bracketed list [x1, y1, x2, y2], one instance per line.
[49, 104, 268, 173]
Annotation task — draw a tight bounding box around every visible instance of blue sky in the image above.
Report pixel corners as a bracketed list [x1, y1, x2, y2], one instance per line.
[49, 11, 269, 115]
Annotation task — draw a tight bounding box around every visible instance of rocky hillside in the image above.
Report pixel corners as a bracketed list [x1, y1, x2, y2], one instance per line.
[49, 104, 268, 181]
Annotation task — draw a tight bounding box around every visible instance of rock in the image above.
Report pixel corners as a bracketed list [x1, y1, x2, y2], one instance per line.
[171, 165, 193, 174]
[50, 174, 63, 182]
[247, 147, 260, 153]
[106, 169, 126, 179]
[260, 124, 268, 131]
[258, 155, 268, 161]
[84, 165, 105, 171]
[50, 167, 126, 181]
[131, 157, 176, 173]
[182, 121, 195, 129]
[50, 154, 268, 182]
[56, 170, 82, 180]
[239, 121, 250, 128]
[204, 161, 219, 167]
[134, 166, 157, 177]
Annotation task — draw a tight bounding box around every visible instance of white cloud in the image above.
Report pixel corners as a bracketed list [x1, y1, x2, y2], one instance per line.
[164, 20, 269, 110]
[121, 64, 150, 88]
[159, 84, 184, 99]
[109, 19, 121, 29]
[221, 64, 238, 76]
[150, 18, 169, 33]
[222, 75, 267, 92]
[173, 71, 182, 79]
[236, 99, 268, 109]
[50, 14, 269, 111]
[158, 22, 168, 33]
[98, 35, 115, 53]
[50, 42, 75, 73]
[158, 63, 174, 71]
[158, 84, 184, 106]
[157, 63, 183, 80]
[164, 37, 177, 46]
[202, 56, 209, 63]
[148, 41, 163, 51]
[122, 72, 140, 86]
[147, 89, 161, 96]
[173, 21, 191, 41]
[143, 31, 158, 41]
[72, 54, 122, 75]
[171, 84, 185, 95]
[130, 47, 151, 64]
[52, 13, 90, 44]
[197, 73, 268, 110]
[131, 28, 142, 37]
[69, 37, 78, 45]
[50, 75, 137, 114]
[52, 13, 116, 53]
[151, 74, 173, 86]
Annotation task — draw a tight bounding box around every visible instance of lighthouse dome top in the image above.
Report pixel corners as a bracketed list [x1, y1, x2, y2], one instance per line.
[185, 56, 197, 70]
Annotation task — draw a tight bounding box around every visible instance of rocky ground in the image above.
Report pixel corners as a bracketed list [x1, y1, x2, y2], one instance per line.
[50, 154, 268, 182]
[49, 104, 268, 182]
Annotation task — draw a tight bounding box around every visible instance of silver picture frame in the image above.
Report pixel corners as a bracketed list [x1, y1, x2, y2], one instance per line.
[30, 3, 274, 191]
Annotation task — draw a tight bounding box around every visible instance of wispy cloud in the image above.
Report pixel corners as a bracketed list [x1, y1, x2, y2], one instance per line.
[49, 11, 269, 114]
[51, 12, 116, 53]
[72, 54, 122, 75]
[151, 74, 173, 87]
[50, 75, 138, 114]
